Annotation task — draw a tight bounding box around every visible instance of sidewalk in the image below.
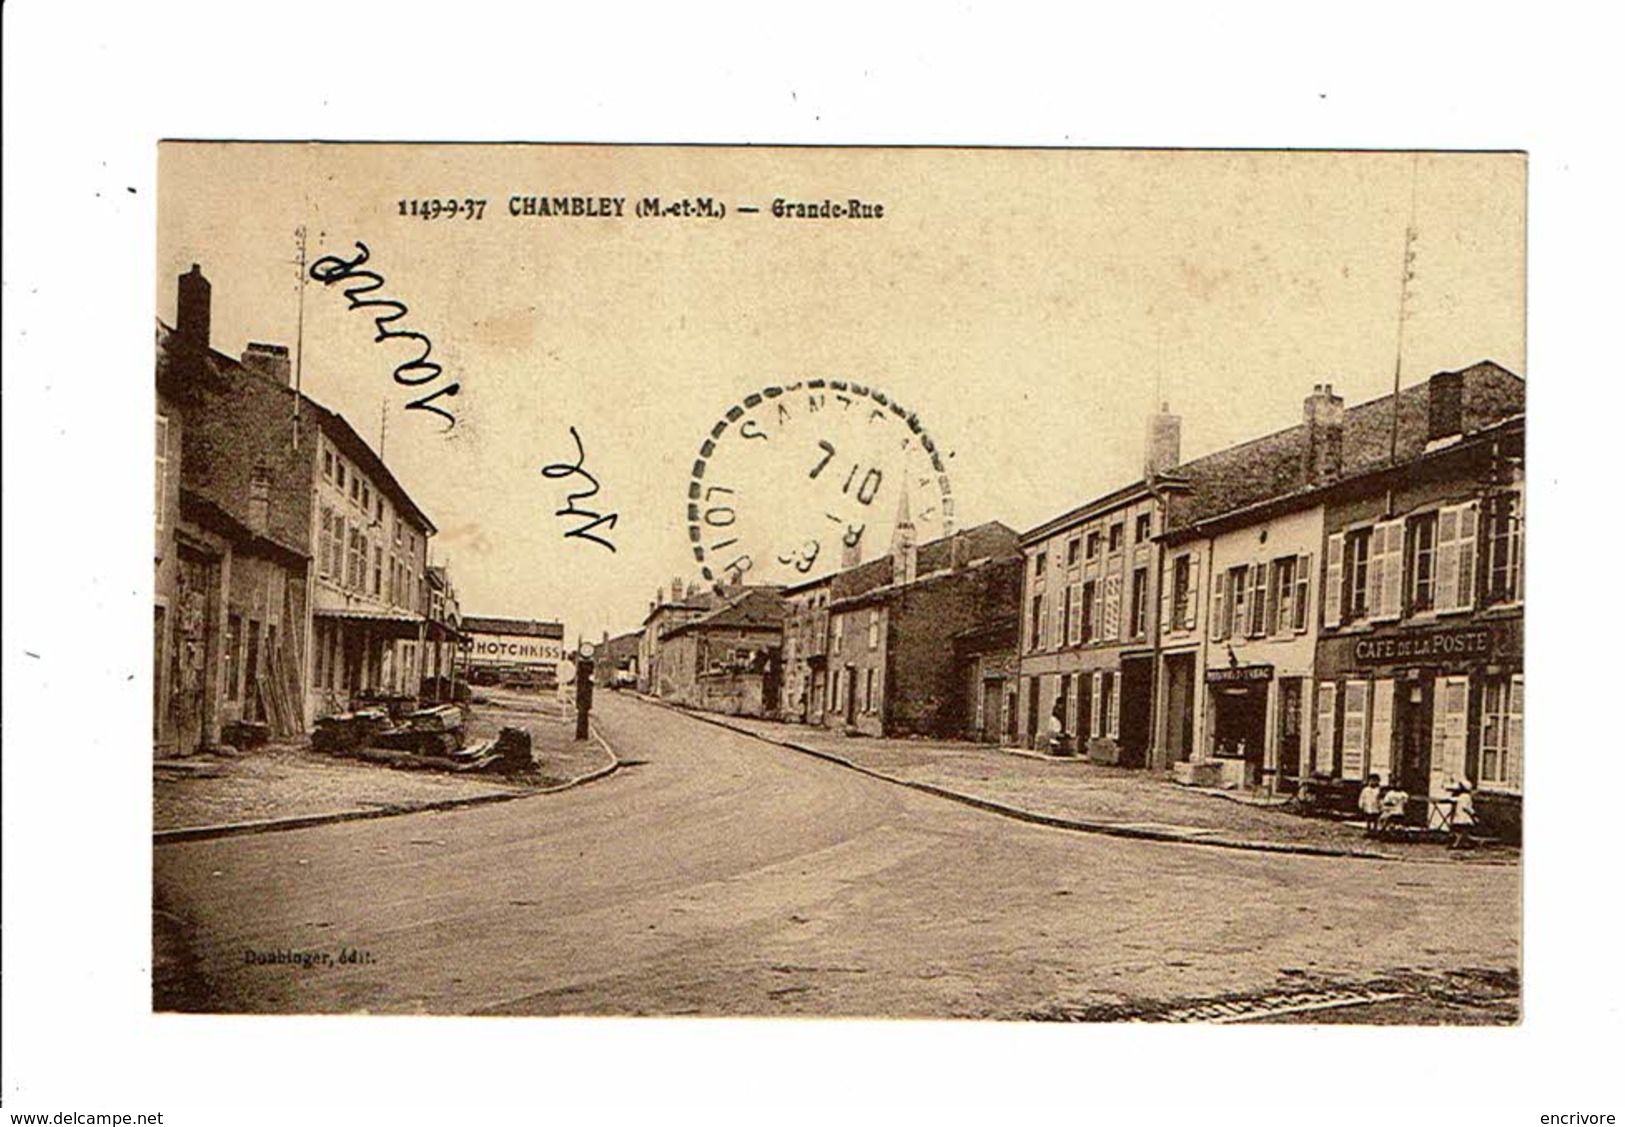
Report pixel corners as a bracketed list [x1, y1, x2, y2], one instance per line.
[662, 707, 1518, 865]
[155, 690, 614, 838]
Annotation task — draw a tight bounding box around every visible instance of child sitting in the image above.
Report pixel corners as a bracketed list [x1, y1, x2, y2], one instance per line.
[1377, 782, 1410, 837]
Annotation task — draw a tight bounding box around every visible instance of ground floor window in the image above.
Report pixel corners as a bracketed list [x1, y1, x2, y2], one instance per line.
[1478, 674, 1523, 790]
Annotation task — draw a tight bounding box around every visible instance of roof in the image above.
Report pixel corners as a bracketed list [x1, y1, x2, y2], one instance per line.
[663, 587, 786, 638]
[1163, 360, 1524, 535]
[461, 616, 565, 638]
[157, 320, 437, 536]
[830, 521, 1021, 604]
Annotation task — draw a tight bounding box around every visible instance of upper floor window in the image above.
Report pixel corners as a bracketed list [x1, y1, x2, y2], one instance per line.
[1345, 528, 1373, 619]
[322, 448, 334, 481]
[867, 608, 881, 649]
[361, 482, 371, 513]
[1029, 594, 1044, 652]
[155, 414, 170, 537]
[1080, 580, 1097, 642]
[1170, 555, 1193, 631]
[1485, 492, 1523, 606]
[1085, 531, 1101, 560]
[336, 461, 347, 491]
[1134, 513, 1152, 544]
[1066, 538, 1081, 567]
[1407, 512, 1439, 613]
[1108, 522, 1124, 554]
[1129, 567, 1149, 638]
[1034, 550, 1048, 576]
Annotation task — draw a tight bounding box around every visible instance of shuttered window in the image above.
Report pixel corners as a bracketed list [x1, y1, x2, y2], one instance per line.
[1315, 681, 1338, 775]
[1430, 676, 1470, 796]
[1090, 671, 1103, 737]
[1293, 552, 1312, 632]
[1103, 573, 1122, 641]
[1229, 566, 1249, 639]
[1434, 501, 1480, 614]
[1487, 491, 1524, 605]
[1068, 583, 1084, 646]
[1324, 533, 1344, 626]
[1370, 520, 1405, 621]
[1340, 680, 1369, 780]
[1211, 569, 1229, 642]
[1104, 671, 1119, 739]
[1081, 581, 1097, 642]
[1368, 679, 1394, 782]
[1248, 563, 1268, 637]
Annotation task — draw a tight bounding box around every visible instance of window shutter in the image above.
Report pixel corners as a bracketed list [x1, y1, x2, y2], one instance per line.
[1107, 675, 1120, 738]
[1375, 520, 1405, 621]
[1210, 570, 1227, 642]
[1340, 681, 1369, 780]
[1091, 580, 1105, 642]
[1435, 507, 1462, 613]
[1323, 534, 1344, 627]
[1185, 554, 1201, 631]
[1103, 573, 1122, 641]
[1159, 557, 1173, 634]
[1090, 671, 1103, 737]
[1429, 676, 1470, 808]
[1294, 552, 1312, 632]
[1265, 562, 1282, 636]
[1315, 682, 1338, 775]
[1457, 501, 1479, 611]
[1368, 679, 1394, 782]
[1068, 583, 1084, 646]
[1238, 565, 1254, 637]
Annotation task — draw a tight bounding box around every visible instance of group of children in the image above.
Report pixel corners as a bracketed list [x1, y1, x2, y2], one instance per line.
[1358, 773, 1478, 847]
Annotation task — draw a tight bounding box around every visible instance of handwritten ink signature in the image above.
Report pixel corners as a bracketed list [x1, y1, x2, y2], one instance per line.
[542, 427, 618, 552]
[308, 241, 460, 427]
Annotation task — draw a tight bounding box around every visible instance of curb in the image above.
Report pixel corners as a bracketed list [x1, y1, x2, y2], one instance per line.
[154, 722, 622, 846]
[638, 698, 1403, 862]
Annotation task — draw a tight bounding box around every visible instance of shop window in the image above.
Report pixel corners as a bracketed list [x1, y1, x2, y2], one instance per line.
[1108, 523, 1124, 554]
[1129, 567, 1149, 638]
[1478, 675, 1523, 790]
[1134, 513, 1152, 543]
[1407, 512, 1439, 614]
[1486, 492, 1524, 606]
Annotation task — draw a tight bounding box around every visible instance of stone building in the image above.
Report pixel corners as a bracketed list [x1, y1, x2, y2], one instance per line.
[656, 588, 786, 717]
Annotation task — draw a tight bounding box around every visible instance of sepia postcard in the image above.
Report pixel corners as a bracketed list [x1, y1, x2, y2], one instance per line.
[152, 144, 1524, 1023]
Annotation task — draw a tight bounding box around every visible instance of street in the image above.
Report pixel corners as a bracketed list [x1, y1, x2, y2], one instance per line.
[154, 692, 1519, 1019]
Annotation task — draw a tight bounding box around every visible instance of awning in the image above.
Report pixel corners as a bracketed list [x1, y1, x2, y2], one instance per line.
[313, 605, 426, 638]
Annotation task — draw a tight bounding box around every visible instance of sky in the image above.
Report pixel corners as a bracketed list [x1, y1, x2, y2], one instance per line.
[157, 145, 1525, 644]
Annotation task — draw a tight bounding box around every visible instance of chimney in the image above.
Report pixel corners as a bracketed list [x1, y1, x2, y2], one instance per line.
[176, 264, 211, 350]
[1303, 383, 1346, 483]
[1427, 368, 1465, 445]
[1144, 403, 1181, 478]
[672, 577, 685, 604]
[841, 528, 864, 570]
[890, 489, 918, 585]
[248, 462, 272, 536]
[241, 342, 292, 386]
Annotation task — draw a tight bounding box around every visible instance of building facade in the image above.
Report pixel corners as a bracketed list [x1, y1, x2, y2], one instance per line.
[781, 576, 834, 724]
[1017, 408, 1183, 763]
[462, 616, 566, 687]
[656, 588, 785, 717]
[822, 520, 1021, 738]
[1311, 367, 1524, 833]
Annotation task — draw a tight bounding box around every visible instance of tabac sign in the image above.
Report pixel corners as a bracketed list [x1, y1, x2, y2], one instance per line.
[1206, 664, 1274, 684]
[468, 635, 564, 666]
[1352, 626, 1493, 667]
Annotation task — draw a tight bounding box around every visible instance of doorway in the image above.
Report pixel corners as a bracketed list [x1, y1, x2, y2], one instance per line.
[1277, 677, 1304, 787]
[1119, 657, 1153, 768]
[1395, 676, 1434, 796]
[1025, 677, 1041, 748]
[1164, 653, 1196, 763]
[981, 680, 1003, 743]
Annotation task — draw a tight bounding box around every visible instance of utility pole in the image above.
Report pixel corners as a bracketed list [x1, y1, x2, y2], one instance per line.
[1389, 153, 1421, 466]
[293, 226, 307, 449]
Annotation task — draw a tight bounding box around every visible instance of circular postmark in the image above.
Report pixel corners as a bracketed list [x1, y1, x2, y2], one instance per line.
[687, 380, 955, 588]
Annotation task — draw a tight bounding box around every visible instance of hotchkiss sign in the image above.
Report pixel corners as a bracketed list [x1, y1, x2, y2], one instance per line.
[1352, 626, 1493, 666]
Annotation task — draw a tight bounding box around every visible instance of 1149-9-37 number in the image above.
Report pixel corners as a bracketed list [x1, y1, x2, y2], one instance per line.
[398, 198, 488, 220]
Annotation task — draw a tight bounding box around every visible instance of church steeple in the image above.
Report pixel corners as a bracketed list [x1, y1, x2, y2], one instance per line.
[891, 484, 918, 585]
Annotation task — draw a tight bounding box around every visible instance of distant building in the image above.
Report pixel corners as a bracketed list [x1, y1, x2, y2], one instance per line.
[593, 630, 643, 688]
[462, 616, 566, 687]
[656, 588, 786, 716]
[822, 512, 1022, 738]
[781, 575, 835, 724]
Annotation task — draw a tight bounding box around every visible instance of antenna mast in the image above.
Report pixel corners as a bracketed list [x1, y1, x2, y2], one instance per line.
[1389, 154, 1421, 465]
[293, 225, 308, 449]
